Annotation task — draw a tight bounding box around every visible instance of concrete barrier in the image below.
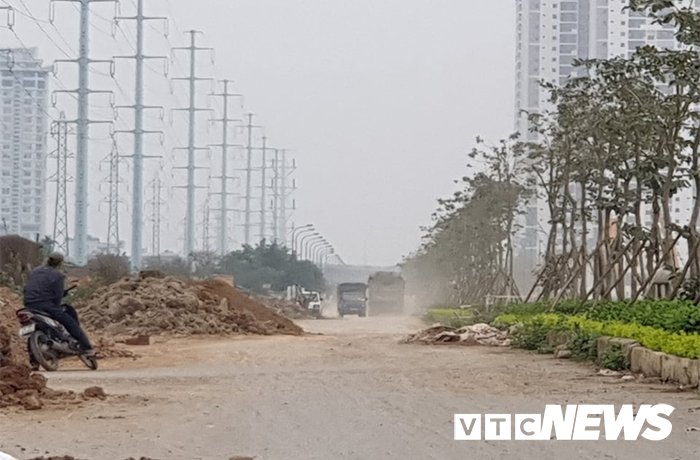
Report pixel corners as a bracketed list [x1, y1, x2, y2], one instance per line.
[629, 346, 664, 377]
[596, 336, 640, 362]
[626, 344, 699, 388]
[660, 354, 698, 386]
[547, 333, 699, 390]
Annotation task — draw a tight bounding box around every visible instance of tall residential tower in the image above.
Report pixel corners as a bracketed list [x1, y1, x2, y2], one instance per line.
[0, 48, 49, 240]
[512, 1, 689, 286]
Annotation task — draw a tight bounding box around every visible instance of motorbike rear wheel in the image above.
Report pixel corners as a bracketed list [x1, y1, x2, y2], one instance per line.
[28, 331, 59, 372]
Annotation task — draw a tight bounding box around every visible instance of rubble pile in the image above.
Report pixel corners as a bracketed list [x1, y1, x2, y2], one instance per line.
[402, 323, 511, 347]
[78, 276, 303, 337]
[0, 288, 95, 410]
[94, 337, 138, 359]
[256, 296, 313, 320]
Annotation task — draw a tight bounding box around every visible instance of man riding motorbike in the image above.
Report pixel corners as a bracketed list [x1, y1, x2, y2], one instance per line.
[23, 252, 95, 358]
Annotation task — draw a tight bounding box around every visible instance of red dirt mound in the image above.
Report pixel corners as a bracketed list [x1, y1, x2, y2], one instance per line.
[78, 275, 303, 337]
[197, 279, 303, 335]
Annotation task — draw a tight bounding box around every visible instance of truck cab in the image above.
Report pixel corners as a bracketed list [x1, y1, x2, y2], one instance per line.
[337, 283, 368, 318]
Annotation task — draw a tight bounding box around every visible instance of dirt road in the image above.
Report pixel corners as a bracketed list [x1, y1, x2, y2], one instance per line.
[1, 316, 699, 460]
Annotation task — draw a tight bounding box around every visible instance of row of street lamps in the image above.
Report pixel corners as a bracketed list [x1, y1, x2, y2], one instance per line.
[291, 224, 336, 267]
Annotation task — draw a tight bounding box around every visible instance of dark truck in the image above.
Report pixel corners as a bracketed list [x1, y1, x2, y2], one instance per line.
[337, 283, 368, 317]
[367, 272, 405, 315]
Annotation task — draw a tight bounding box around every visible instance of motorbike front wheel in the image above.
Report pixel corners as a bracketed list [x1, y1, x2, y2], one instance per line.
[79, 354, 98, 370]
[28, 331, 59, 372]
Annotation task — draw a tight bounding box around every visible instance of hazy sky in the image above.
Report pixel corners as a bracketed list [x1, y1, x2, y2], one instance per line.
[4, 1, 515, 266]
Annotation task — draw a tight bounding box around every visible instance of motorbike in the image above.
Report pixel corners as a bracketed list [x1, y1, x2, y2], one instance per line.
[16, 286, 98, 372]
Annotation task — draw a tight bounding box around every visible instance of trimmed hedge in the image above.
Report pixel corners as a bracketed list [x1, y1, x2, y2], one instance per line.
[496, 300, 700, 334]
[495, 313, 700, 359]
[584, 300, 700, 333]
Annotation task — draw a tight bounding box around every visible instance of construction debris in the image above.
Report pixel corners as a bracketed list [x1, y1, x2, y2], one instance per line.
[0, 287, 99, 411]
[94, 337, 139, 359]
[77, 276, 303, 337]
[255, 296, 314, 320]
[82, 386, 107, 400]
[402, 323, 511, 347]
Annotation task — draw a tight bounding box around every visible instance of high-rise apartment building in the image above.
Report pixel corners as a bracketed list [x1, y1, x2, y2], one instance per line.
[0, 48, 49, 240]
[511, 1, 697, 287]
[515, 1, 680, 139]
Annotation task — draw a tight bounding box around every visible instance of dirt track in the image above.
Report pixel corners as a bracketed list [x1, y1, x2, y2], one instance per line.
[1, 316, 699, 460]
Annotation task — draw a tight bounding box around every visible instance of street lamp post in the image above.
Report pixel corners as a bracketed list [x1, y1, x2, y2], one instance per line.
[306, 238, 325, 261]
[322, 248, 335, 267]
[299, 232, 320, 260]
[319, 245, 333, 267]
[313, 243, 331, 265]
[292, 224, 314, 257]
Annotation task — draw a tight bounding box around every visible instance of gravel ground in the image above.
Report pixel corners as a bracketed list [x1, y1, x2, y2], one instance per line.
[1, 315, 698, 460]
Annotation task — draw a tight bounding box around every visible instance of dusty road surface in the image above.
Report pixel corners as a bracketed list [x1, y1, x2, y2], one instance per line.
[1, 316, 699, 460]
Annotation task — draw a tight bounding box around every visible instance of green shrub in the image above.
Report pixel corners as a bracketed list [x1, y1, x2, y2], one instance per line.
[424, 308, 475, 328]
[511, 314, 565, 351]
[568, 326, 600, 361]
[496, 299, 700, 334]
[585, 300, 700, 333]
[495, 313, 700, 359]
[599, 344, 629, 371]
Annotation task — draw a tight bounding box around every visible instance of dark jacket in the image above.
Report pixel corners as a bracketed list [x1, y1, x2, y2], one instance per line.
[23, 266, 65, 311]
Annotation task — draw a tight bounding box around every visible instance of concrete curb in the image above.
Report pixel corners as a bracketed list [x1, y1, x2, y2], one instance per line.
[599, 337, 699, 388]
[548, 334, 700, 390]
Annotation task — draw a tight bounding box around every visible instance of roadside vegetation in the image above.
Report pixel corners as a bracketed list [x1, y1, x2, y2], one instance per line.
[410, 2, 700, 370]
[144, 241, 324, 294]
[424, 299, 700, 362]
[404, 2, 700, 311]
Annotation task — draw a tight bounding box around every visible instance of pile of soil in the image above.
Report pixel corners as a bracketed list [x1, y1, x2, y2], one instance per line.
[256, 295, 313, 320]
[402, 323, 511, 347]
[0, 287, 103, 410]
[78, 276, 303, 337]
[0, 287, 24, 366]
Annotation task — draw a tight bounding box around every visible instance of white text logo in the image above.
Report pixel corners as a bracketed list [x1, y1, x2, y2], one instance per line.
[454, 404, 674, 441]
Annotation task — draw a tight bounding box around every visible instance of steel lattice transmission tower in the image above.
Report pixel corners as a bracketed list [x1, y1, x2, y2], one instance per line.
[259, 136, 269, 242]
[171, 30, 213, 257]
[113, 0, 167, 269]
[278, 150, 296, 246]
[209, 79, 243, 255]
[242, 114, 263, 246]
[50, 0, 117, 265]
[103, 140, 122, 254]
[50, 112, 71, 255]
[148, 176, 164, 257]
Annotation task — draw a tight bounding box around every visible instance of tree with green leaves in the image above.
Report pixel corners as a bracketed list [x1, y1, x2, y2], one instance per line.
[220, 241, 324, 294]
